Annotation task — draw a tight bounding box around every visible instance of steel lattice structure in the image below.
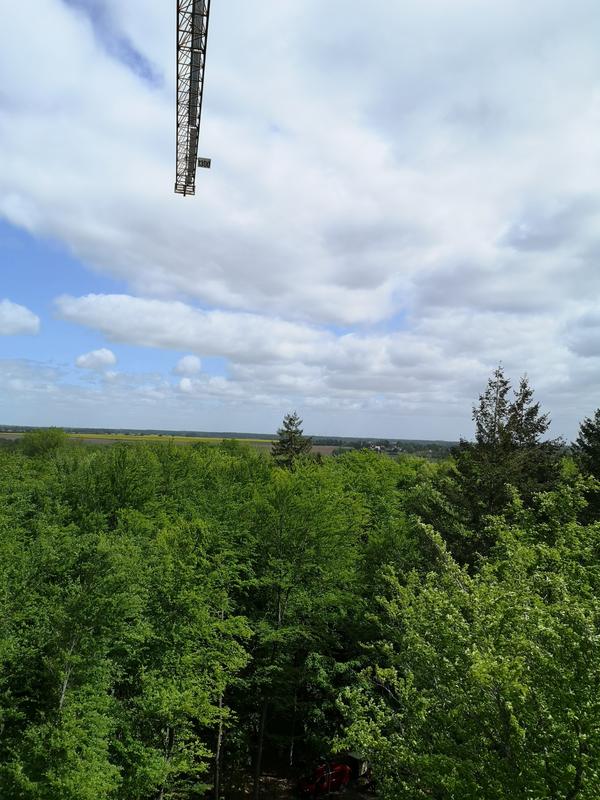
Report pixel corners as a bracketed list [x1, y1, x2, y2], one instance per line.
[175, 0, 211, 196]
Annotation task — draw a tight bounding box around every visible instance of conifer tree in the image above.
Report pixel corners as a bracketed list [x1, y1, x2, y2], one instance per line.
[572, 409, 600, 520]
[507, 375, 551, 447]
[473, 365, 511, 447]
[271, 412, 312, 468]
[573, 408, 600, 477]
[450, 368, 562, 558]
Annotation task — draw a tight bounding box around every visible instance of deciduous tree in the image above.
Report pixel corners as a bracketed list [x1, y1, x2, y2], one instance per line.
[339, 483, 600, 799]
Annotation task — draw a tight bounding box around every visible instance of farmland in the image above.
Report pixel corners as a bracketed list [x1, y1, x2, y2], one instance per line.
[0, 430, 338, 455]
[0, 427, 453, 459]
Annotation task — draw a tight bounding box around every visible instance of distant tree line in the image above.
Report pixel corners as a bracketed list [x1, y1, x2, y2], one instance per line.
[331, 439, 456, 459]
[0, 368, 599, 798]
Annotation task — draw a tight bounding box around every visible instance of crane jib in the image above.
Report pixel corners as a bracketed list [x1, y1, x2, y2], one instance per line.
[175, 0, 212, 196]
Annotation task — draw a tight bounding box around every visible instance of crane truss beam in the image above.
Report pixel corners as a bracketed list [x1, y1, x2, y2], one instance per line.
[175, 0, 211, 196]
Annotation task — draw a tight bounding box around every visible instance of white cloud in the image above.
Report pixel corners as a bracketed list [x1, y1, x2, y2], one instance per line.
[53, 289, 600, 439]
[75, 347, 117, 370]
[0, 300, 40, 336]
[57, 294, 329, 364]
[3, 0, 600, 326]
[49, 292, 508, 412]
[3, 1, 600, 436]
[175, 355, 202, 375]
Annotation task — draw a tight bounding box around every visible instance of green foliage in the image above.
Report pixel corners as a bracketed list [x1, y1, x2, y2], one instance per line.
[339, 482, 600, 799]
[20, 427, 68, 457]
[2, 382, 600, 798]
[573, 409, 600, 520]
[271, 411, 312, 467]
[0, 447, 251, 799]
[574, 408, 600, 476]
[449, 368, 563, 559]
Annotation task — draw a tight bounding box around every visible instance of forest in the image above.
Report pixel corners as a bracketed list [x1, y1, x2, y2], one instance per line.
[1, 367, 599, 799]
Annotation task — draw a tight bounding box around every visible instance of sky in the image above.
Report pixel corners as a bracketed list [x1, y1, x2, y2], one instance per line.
[1, 0, 600, 439]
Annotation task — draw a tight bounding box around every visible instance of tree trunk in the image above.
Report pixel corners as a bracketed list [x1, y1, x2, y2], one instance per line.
[566, 732, 586, 800]
[158, 726, 174, 800]
[253, 701, 268, 800]
[58, 637, 77, 713]
[214, 691, 224, 800]
[289, 691, 298, 767]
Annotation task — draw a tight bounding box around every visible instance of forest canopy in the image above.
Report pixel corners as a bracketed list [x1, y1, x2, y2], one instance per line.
[0, 368, 599, 799]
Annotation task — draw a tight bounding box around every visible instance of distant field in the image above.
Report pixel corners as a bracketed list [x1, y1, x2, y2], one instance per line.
[0, 431, 273, 446]
[0, 431, 336, 455]
[67, 433, 275, 444]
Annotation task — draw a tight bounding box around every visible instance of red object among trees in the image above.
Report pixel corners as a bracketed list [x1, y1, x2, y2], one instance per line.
[298, 761, 352, 798]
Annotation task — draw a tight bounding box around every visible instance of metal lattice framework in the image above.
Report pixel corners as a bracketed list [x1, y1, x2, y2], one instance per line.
[175, 0, 211, 196]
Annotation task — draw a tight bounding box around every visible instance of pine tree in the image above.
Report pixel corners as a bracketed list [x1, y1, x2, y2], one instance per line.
[271, 412, 312, 468]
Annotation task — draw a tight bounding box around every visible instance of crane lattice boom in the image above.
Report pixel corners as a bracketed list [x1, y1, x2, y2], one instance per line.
[175, 0, 211, 196]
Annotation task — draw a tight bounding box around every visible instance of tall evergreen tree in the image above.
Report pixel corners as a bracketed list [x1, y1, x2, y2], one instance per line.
[449, 368, 562, 560]
[473, 365, 511, 447]
[573, 408, 600, 477]
[271, 412, 312, 468]
[507, 375, 551, 447]
[451, 367, 514, 540]
[572, 408, 600, 520]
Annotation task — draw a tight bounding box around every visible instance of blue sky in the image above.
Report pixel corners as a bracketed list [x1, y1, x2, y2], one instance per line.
[2, 0, 600, 438]
[0, 221, 123, 364]
[0, 219, 186, 379]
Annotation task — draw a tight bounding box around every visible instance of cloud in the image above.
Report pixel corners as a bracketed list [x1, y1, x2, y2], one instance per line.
[57, 294, 330, 364]
[175, 355, 202, 375]
[53, 288, 600, 440]
[0, 300, 40, 335]
[4, 0, 600, 327]
[75, 347, 117, 370]
[60, 0, 161, 84]
[567, 311, 600, 358]
[52, 291, 498, 412]
[3, 1, 600, 437]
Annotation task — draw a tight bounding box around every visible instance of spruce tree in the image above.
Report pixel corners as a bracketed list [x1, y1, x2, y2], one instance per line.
[473, 365, 511, 447]
[508, 375, 551, 447]
[573, 408, 600, 477]
[452, 367, 514, 536]
[271, 412, 312, 468]
[450, 368, 562, 560]
[573, 409, 600, 520]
